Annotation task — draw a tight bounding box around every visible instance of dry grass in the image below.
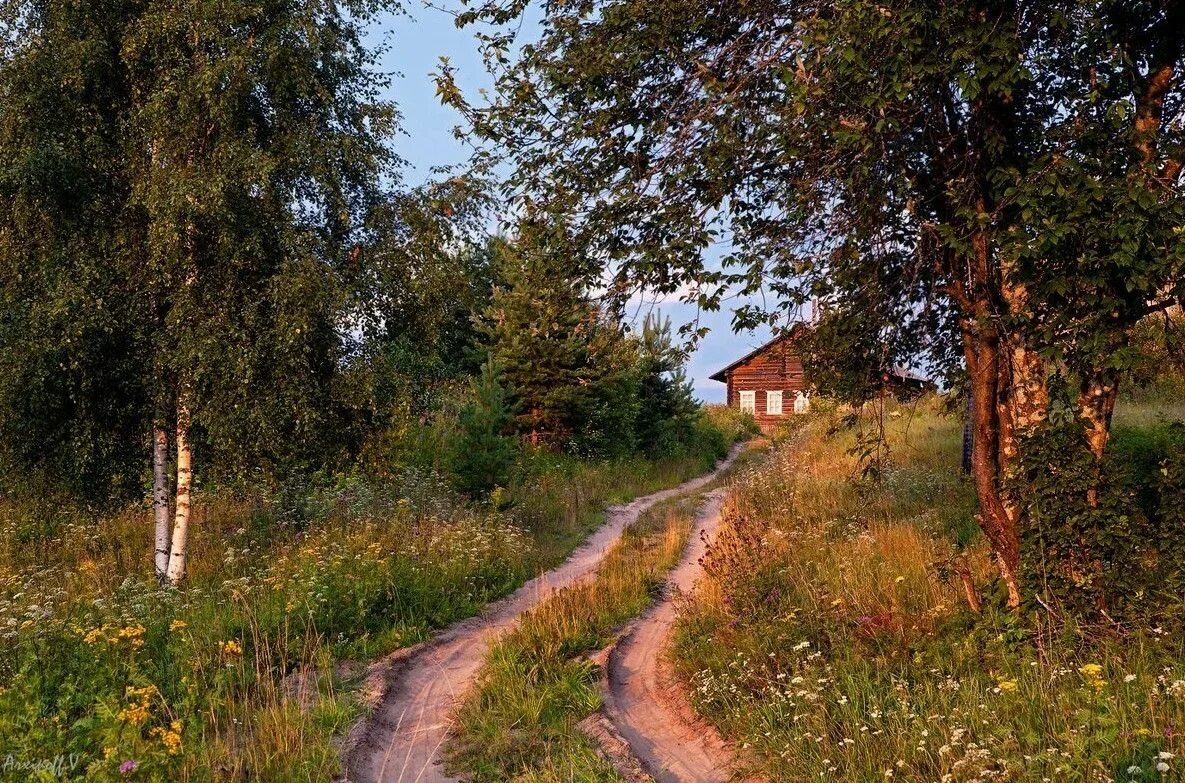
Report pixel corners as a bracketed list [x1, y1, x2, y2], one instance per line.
[673, 397, 1185, 783]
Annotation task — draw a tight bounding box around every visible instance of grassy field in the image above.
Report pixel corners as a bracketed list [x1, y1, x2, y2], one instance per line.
[0, 439, 737, 781]
[673, 397, 1185, 783]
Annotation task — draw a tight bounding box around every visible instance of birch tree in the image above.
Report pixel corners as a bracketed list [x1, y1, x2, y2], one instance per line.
[0, 0, 399, 583]
[122, 0, 399, 583]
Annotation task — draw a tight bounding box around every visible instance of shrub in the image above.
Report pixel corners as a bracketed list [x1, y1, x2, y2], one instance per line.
[1018, 416, 1185, 626]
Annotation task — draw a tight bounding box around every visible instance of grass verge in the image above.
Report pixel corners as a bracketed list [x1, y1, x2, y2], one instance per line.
[0, 446, 734, 781]
[672, 397, 1185, 782]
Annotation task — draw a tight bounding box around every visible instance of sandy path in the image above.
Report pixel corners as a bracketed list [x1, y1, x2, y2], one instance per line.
[344, 445, 742, 783]
[600, 491, 747, 783]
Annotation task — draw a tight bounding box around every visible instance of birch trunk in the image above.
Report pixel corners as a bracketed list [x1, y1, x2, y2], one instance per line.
[165, 399, 193, 585]
[153, 423, 171, 581]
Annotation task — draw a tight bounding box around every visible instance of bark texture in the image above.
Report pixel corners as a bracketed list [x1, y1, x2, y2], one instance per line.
[1078, 369, 1119, 508]
[165, 399, 193, 585]
[153, 422, 171, 581]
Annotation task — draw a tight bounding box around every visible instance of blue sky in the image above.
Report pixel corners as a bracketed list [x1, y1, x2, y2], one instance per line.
[371, 4, 774, 402]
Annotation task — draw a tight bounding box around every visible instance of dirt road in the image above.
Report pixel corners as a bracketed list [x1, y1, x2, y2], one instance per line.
[344, 445, 742, 783]
[600, 491, 748, 783]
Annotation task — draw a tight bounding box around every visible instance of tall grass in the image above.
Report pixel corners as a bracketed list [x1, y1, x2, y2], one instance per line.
[673, 398, 1185, 782]
[0, 441, 734, 780]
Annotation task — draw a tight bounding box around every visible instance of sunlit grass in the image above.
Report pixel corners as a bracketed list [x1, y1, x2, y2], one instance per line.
[0, 444, 735, 780]
[673, 397, 1185, 783]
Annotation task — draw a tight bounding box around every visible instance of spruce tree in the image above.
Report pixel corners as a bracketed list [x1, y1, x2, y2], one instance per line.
[483, 233, 600, 448]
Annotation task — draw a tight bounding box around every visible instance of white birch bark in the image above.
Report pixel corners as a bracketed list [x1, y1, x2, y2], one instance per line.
[165, 399, 193, 585]
[153, 423, 171, 580]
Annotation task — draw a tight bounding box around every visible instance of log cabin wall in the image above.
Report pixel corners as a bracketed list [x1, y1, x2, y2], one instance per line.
[720, 338, 808, 431]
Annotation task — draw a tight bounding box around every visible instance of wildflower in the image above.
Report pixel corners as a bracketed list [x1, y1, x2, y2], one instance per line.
[1126, 766, 1141, 775]
[150, 720, 183, 755]
[220, 639, 243, 656]
[997, 679, 1019, 693]
[1159, 752, 1176, 760]
[119, 760, 138, 775]
[169, 619, 188, 632]
[117, 702, 150, 726]
[1157, 762, 1170, 773]
[117, 625, 146, 649]
[84, 627, 107, 645]
[1125, 674, 1138, 683]
[1078, 663, 1106, 689]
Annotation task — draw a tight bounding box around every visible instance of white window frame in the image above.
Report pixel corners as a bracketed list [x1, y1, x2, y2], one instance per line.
[739, 390, 756, 414]
[766, 390, 783, 416]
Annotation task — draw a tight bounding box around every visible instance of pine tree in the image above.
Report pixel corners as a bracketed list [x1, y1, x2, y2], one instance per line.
[449, 361, 519, 496]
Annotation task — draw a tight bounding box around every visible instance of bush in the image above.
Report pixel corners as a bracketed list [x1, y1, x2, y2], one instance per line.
[1017, 416, 1185, 626]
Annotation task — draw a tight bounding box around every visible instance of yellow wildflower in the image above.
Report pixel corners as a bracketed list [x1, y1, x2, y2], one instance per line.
[169, 619, 188, 632]
[220, 639, 243, 656]
[84, 627, 107, 645]
[1079, 663, 1106, 689]
[116, 684, 155, 725]
[150, 720, 183, 755]
[997, 679, 1019, 693]
[117, 702, 150, 725]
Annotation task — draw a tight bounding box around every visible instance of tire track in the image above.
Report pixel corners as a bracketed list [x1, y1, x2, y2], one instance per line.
[599, 491, 754, 783]
[343, 445, 743, 783]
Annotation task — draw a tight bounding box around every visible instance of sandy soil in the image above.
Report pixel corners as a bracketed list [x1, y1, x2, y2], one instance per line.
[599, 491, 753, 783]
[343, 445, 743, 783]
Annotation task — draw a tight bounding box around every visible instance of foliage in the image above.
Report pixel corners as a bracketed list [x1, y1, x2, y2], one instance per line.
[0, 0, 151, 501]
[672, 398, 1185, 782]
[449, 362, 520, 497]
[1017, 408, 1185, 625]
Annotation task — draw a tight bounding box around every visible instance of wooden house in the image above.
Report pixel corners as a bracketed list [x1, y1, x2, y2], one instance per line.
[710, 334, 934, 430]
[709, 334, 810, 430]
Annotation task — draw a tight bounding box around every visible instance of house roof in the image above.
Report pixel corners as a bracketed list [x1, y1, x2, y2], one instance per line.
[708, 332, 932, 385]
[708, 334, 794, 383]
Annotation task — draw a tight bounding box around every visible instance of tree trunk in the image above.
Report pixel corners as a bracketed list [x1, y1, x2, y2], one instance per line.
[153, 422, 171, 581]
[964, 326, 1024, 609]
[165, 398, 193, 585]
[1078, 369, 1118, 508]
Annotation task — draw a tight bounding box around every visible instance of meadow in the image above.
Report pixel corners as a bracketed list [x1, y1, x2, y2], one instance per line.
[0, 409, 747, 782]
[673, 396, 1185, 783]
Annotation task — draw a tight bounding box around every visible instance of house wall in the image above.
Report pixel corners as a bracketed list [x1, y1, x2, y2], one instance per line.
[724, 343, 809, 430]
